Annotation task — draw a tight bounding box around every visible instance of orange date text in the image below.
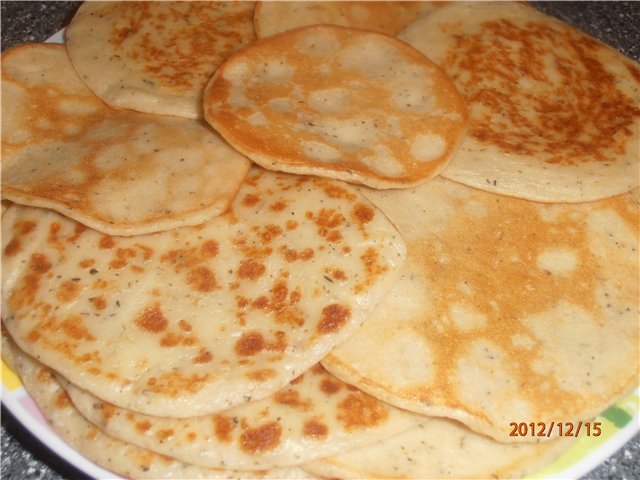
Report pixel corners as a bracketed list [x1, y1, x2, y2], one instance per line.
[509, 421, 601, 438]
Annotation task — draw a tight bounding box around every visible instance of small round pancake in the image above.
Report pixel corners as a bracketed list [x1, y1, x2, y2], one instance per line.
[399, 1, 640, 202]
[1, 168, 405, 418]
[323, 178, 638, 442]
[303, 417, 574, 479]
[3, 336, 312, 480]
[61, 363, 419, 469]
[254, 1, 442, 39]
[1, 44, 251, 236]
[65, 1, 256, 119]
[204, 25, 467, 189]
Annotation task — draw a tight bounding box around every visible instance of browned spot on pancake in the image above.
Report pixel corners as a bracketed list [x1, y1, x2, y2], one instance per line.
[156, 429, 174, 441]
[160, 332, 182, 347]
[337, 392, 388, 430]
[270, 200, 287, 212]
[47, 222, 61, 247]
[90, 295, 107, 310]
[187, 266, 219, 292]
[259, 224, 283, 243]
[317, 304, 351, 334]
[29, 253, 51, 273]
[319, 182, 357, 201]
[54, 391, 72, 409]
[355, 247, 388, 293]
[145, 371, 208, 396]
[18, 220, 37, 235]
[320, 377, 343, 395]
[57, 280, 81, 303]
[135, 420, 152, 433]
[178, 319, 192, 332]
[193, 348, 213, 364]
[99, 236, 115, 249]
[4, 238, 21, 256]
[290, 373, 305, 385]
[240, 422, 282, 453]
[60, 315, 95, 341]
[352, 203, 375, 226]
[246, 368, 276, 382]
[280, 246, 314, 262]
[285, 220, 298, 230]
[101, 402, 117, 422]
[186, 431, 197, 442]
[242, 193, 260, 206]
[238, 258, 266, 280]
[266, 330, 288, 352]
[443, 19, 640, 164]
[200, 239, 219, 258]
[213, 415, 234, 443]
[109, 247, 137, 269]
[79, 258, 95, 268]
[313, 208, 345, 242]
[67, 223, 87, 243]
[135, 303, 168, 333]
[303, 419, 328, 439]
[235, 331, 265, 356]
[332, 269, 347, 280]
[274, 390, 312, 410]
[92, 279, 108, 289]
[26, 329, 41, 343]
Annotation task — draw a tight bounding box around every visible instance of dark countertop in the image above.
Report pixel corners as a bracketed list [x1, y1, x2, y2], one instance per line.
[1, 2, 639, 480]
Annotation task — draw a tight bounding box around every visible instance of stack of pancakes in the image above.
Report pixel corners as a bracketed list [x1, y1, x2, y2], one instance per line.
[2, 2, 638, 479]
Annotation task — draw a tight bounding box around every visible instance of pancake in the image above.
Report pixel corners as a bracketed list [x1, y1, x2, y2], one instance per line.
[1, 44, 251, 236]
[204, 24, 467, 189]
[254, 1, 441, 39]
[399, 1, 640, 202]
[65, 1, 256, 119]
[1, 334, 312, 480]
[60, 363, 419, 469]
[1, 168, 406, 418]
[303, 417, 574, 479]
[322, 178, 639, 442]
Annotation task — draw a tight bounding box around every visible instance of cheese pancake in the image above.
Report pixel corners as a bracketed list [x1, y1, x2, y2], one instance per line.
[399, 1, 640, 202]
[323, 178, 638, 441]
[2, 169, 405, 417]
[204, 25, 467, 189]
[66, 1, 256, 119]
[254, 1, 441, 39]
[1, 44, 250, 236]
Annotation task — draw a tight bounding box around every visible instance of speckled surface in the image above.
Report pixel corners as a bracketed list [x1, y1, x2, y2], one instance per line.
[1, 1, 639, 479]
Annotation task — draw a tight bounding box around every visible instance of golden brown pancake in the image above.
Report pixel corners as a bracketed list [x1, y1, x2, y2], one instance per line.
[2, 334, 313, 479]
[204, 24, 467, 189]
[399, 1, 640, 202]
[1, 168, 405, 418]
[254, 1, 442, 39]
[1, 44, 251, 236]
[61, 363, 419, 469]
[65, 1, 256, 119]
[323, 178, 639, 442]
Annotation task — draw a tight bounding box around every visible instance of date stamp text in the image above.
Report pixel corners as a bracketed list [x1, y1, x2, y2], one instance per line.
[509, 421, 601, 437]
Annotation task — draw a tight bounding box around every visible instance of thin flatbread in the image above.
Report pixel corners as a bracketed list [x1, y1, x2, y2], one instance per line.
[303, 417, 575, 479]
[1, 168, 405, 418]
[61, 363, 419, 469]
[204, 24, 467, 189]
[399, 1, 640, 202]
[323, 178, 639, 441]
[2, 334, 312, 480]
[254, 1, 441, 39]
[65, 1, 256, 119]
[1, 44, 251, 236]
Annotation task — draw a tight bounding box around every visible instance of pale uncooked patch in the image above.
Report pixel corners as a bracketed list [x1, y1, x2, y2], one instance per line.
[1, 44, 250, 236]
[2, 336, 312, 480]
[303, 417, 574, 479]
[65, 1, 256, 119]
[204, 25, 467, 189]
[323, 179, 638, 442]
[399, 1, 640, 202]
[61, 363, 419, 469]
[2, 169, 405, 417]
[255, 1, 443, 39]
